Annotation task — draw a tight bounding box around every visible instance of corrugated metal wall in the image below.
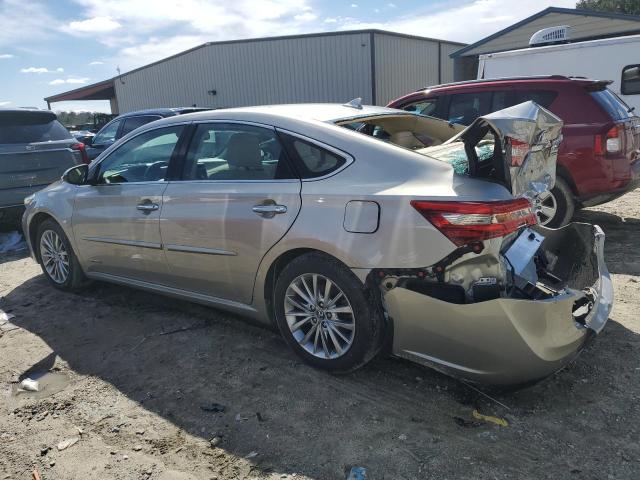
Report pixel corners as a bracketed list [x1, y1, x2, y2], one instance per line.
[373, 33, 461, 105]
[115, 32, 373, 113]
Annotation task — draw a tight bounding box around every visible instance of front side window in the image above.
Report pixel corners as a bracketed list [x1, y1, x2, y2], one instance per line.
[182, 123, 295, 181]
[279, 133, 346, 178]
[621, 65, 640, 95]
[97, 125, 184, 183]
[402, 98, 439, 117]
[121, 115, 162, 136]
[447, 92, 492, 125]
[93, 119, 123, 145]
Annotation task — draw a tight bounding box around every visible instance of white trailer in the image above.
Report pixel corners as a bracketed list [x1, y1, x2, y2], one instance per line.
[478, 33, 640, 112]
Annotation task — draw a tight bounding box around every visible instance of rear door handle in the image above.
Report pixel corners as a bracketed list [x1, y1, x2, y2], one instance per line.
[252, 204, 287, 217]
[137, 203, 159, 213]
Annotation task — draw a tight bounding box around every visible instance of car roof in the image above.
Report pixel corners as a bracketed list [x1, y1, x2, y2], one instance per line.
[419, 75, 606, 92]
[117, 107, 210, 118]
[177, 103, 404, 124]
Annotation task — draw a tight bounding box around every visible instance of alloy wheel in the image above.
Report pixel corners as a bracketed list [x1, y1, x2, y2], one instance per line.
[284, 273, 355, 360]
[534, 190, 557, 226]
[40, 229, 70, 284]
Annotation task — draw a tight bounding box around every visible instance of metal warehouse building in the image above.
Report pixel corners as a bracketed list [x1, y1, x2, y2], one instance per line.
[45, 30, 465, 114]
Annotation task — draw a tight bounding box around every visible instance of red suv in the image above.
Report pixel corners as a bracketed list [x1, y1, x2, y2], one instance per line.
[388, 76, 640, 227]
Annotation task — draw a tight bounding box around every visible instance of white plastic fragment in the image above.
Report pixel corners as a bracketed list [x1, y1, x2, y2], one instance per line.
[57, 436, 80, 451]
[19, 378, 39, 392]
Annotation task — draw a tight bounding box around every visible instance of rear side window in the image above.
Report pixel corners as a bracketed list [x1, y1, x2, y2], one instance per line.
[402, 98, 439, 117]
[621, 65, 640, 95]
[514, 90, 557, 109]
[590, 89, 631, 121]
[279, 133, 346, 179]
[447, 92, 492, 125]
[0, 115, 71, 144]
[121, 115, 162, 136]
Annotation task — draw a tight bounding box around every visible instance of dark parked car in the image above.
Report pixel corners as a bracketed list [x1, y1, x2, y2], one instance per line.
[85, 107, 210, 160]
[0, 108, 87, 227]
[388, 76, 640, 227]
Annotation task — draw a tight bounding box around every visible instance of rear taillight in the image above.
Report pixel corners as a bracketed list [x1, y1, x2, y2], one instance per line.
[71, 142, 90, 164]
[507, 138, 530, 166]
[411, 199, 537, 247]
[595, 125, 623, 155]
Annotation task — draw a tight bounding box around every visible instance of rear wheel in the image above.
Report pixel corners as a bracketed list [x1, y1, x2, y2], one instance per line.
[535, 177, 575, 228]
[274, 253, 382, 373]
[36, 219, 88, 291]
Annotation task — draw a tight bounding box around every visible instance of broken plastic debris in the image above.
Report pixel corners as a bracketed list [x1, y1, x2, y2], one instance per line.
[19, 378, 39, 392]
[57, 436, 80, 451]
[472, 409, 509, 427]
[347, 467, 367, 480]
[245, 451, 258, 459]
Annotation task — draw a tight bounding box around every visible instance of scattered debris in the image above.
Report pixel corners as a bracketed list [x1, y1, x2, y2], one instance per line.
[200, 402, 226, 413]
[209, 436, 221, 448]
[135, 428, 145, 435]
[235, 413, 248, 422]
[398, 434, 407, 441]
[472, 410, 509, 427]
[76, 427, 84, 436]
[48, 461, 55, 468]
[32, 469, 42, 480]
[245, 451, 258, 459]
[57, 436, 80, 451]
[40, 446, 50, 456]
[461, 381, 511, 410]
[347, 466, 367, 480]
[19, 378, 39, 392]
[0, 311, 19, 333]
[133, 445, 143, 451]
[123, 454, 129, 460]
[453, 416, 481, 428]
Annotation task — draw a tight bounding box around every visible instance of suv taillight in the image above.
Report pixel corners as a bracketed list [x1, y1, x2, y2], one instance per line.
[595, 125, 623, 155]
[71, 142, 90, 164]
[410, 199, 537, 247]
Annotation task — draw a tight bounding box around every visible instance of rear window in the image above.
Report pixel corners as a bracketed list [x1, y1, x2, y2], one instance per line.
[590, 89, 632, 121]
[0, 114, 72, 144]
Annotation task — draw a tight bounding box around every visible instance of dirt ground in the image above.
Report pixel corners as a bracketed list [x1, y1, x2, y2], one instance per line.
[1, 190, 639, 480]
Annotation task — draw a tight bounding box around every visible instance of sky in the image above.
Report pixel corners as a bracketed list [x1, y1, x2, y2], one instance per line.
[0, 0, 578, 113]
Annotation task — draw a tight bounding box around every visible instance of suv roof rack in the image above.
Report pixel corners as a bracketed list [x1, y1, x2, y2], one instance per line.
[416, 75, 597, 92]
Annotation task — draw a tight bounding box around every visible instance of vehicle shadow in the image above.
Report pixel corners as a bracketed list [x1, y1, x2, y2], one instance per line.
[574, 208, 640, 276]
[4, 273, 639, 479]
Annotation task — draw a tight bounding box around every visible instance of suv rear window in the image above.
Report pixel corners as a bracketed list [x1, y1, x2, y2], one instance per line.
[590, 89, 632, 121]
[0, 113, 72, 144]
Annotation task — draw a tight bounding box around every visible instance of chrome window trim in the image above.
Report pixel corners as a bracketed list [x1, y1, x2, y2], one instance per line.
[275, 127, 355, 182]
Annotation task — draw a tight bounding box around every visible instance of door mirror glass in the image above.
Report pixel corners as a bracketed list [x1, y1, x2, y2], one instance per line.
[62, 164, 89, 185]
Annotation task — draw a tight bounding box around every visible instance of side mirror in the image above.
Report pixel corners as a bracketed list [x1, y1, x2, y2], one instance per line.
[62, 164, 89, 185]
[83, 136, 94, 146]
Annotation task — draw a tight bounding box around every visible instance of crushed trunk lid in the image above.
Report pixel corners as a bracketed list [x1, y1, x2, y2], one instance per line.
[420, 101, 563, 198]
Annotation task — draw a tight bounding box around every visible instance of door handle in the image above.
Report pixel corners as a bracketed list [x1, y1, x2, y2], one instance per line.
[252, 204, 287, 217]
[137, 203, 159, 212]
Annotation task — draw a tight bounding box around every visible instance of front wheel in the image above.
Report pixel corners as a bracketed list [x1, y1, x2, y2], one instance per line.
[36, 219, 88, 291]
[274, 253, 382, 373]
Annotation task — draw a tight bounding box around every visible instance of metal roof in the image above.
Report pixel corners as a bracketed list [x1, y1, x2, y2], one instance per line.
[451, 7, 640, 58]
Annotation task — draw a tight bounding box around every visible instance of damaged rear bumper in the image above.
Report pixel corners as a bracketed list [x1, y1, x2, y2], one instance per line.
[382, 223, 613, 386]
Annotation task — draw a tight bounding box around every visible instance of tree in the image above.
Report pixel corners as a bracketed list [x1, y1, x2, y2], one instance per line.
[576, 0, 640, 15]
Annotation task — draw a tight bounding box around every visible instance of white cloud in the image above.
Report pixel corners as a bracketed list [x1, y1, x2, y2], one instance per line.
[56, 67, 64, 72]
[324, 17, 338, 23]
[351, 3, 358, 7]
[0, 101, 11, 106]
[0, 53, 14, 59]
[294, 12, 317, 22]
[20, 66, 51, 73]
[89, 61, 104, 65]
[68, 16, 121, 33]
[49, 77, 90, 85]
[332, 0, 577, 43]
[0, 0, 57, 49]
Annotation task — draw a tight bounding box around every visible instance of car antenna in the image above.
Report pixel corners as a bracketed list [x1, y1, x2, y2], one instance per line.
[343, 98, 363, 110]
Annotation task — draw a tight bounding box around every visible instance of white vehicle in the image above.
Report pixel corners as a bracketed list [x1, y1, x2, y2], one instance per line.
[478, 32, 640, 112]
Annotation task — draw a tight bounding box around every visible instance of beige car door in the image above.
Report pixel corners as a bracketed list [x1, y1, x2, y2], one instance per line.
[159, 122, 301, 305]
[72, 125, 185, 283]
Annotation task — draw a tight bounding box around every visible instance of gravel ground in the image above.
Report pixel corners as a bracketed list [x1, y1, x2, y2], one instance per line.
[1, 189, 639, 480]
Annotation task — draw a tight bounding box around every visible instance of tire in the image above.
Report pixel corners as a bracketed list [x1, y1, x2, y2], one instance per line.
[36, 219, 88, 291]
[536, 177, 575, 228]
[274, 252, 383, 373]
